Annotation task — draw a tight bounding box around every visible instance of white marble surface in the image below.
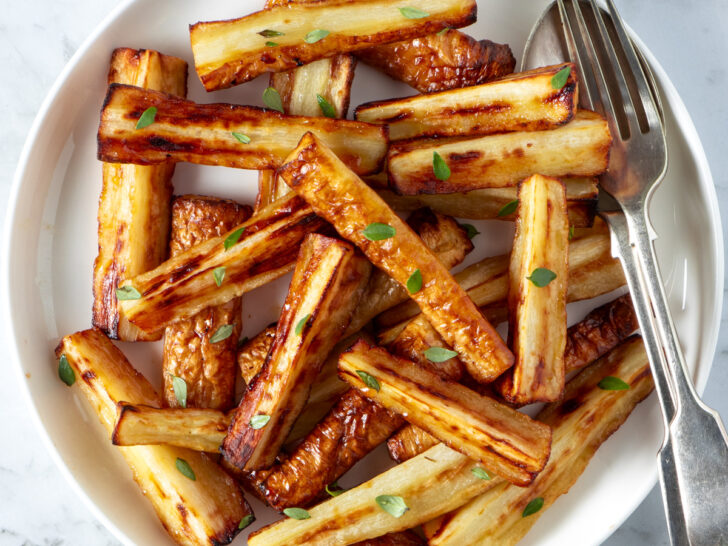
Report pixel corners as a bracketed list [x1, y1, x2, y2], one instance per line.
[1, 0, 727, 544]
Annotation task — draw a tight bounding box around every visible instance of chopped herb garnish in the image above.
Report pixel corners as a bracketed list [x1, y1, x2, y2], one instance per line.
[406, 269, 422, 294]
[249, 414, 271, 429]
[213, 266, 226, 287]
[295, 313, 311, 336]
[399, 6, 429, 18]
[459, 223, 480, 239]
[362, 223, 395, 241]
[258, 29, 284, 37]
[356, 370, 380, 392]
[58, 354, 75, 386]
[175, 458, 196, 480]
[224, 227, 245, 250]
[115, 285, 141, 300]
[283, 507, 311, 520]
[497, 199, 519, 217]
[232, 132, 251, 144]
[325, 482, 346, 497]
[471, 467, 491, 480]
[238, 514, 255, 530]
[304, 29, 330, 43]
[375, 495, 409, 517]
[569, 225, 575, 240]
[135, 106, 157, 129]
[263, 87, 284, 113]
[432, 151, 451, 181]
[526, 267, 557, 287]
[316, 94, 336, 118]
[170, 374, 188, 408]
[265, 41, 279, 47]
[522, 497, 544, 517]
[424, 347, 458, 362]
[598, 376, 630, 391]
[551, 66, 571, 90]
[437, 27, 450, 35]
[210, 324, 234, 344]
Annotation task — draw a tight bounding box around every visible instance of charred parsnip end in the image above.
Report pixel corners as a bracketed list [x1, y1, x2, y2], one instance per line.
[92, 48, 187, 341]
[387, 110, 611, 195]
[357, 31, 515, 93]
[112, 403, 231, 453]
[189, 0, 477, 90]
[248, 443, 499, 546]
[238, 326, 277, 385]
[279, 132, 513, 383]
[163, 196, 252, 411]
[223, 235, 371, 471]
[56, 329, 251, 546]
[118, 193, 325, 333]
[97, 84, 387, 175]
[496, 175, 569, 405]
[379, 176, 598, 227]
[356, 63, 577, 140]
[425, 336, 654, 545]
[387, 423, 441, 463]
[339, 341, 552, 485]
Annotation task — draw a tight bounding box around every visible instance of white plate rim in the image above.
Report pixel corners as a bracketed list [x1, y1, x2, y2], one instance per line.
[2, 1, 722, 545]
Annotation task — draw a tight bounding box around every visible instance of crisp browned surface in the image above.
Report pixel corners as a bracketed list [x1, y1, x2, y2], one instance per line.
[119, 192, 326, 333]
[279, 132, 513, 383]
[244, 390, 403, 510]
[356, 531, 426, 545]
[238, 326, 276, 385]
[357, 31, 515, 93]
[223, 235, 371, 470]
[162, 196, 252, 411]
[97, 84, 387, 175]
[92, 48, 186, 341]
[56, 329, 251, 546]
[339, 341, 552, 486]
[387, 424, 441, 463]
[190, 0, 477, 89]
[356, 63, 577, 140]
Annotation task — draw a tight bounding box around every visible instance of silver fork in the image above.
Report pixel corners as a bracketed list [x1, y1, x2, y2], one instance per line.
[557, 1, 728, 543]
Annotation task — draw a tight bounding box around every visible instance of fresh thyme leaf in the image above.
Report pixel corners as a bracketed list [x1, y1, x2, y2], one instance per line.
[175, 458, 196, 480]
[238, 514, 255, 530]
[135, 106, 157, 129]
[283, 507, 311, 520]
[522, 497, 544, 517]
[224, 227, 245, 250]
[232, 132, 251, 144]
[424, 347, 458, 362]
[170, 374, 188, 408]
[471, 467, 491, 480]
[526, 267, 557, 287]
[325, 482, 346, 497]
[316, 94, 336, 118]
[399, 6, 429, 18]
[213, 266, 226, 287]
[356, 370, 380, 392]
[436, 27, 450, 35]
[210, 324, 234, 343]
[58, 354, 75, 386]
[295, 313, 311, 336]
[115, 285, 141, 300]
[375, 495, 409, 517]
[249, 414, 271, 429]
[304, 29, 330, 43]
[362, 223, 395, 241]
[406, 269, 422, 294]
[459, 223, 480, 239]
[265, 41, 279, 47]
[497, 199, 519, 217]
[551, 66, 571, 90]
[569, 225, 575, 240]
[432, 151, 451, 180]
[598, 376, 630, 390]
[258, 29, 284, 37]
[263, 87, 284, 113]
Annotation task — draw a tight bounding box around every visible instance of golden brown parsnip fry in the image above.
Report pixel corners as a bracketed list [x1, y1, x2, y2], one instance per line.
[56, 329, 251, 546]
[357, 31, 515, 93]
[356, 63, 577, 140]
[112, 403, 230, 453]
[279, 132, 513, 383]
[92, 48, 187, 342]
[189, 0, 476, 90]
[238, 326, 277, 385]
[387, 424, 441, 464]
[339, 341, 552, 486]
[223, 235, 371, 471]
[163, 196, 252, 411]
[97, 84, 387, 175]
[496, 175, 569, 404]
[118, 192, 326, 334]
[378, 176, 598, 227]
[425, 336, 653, 545]
[387, 110, 611, 195]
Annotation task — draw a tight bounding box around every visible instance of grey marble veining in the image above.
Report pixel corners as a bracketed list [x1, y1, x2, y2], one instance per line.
[1, 0, 727, 544]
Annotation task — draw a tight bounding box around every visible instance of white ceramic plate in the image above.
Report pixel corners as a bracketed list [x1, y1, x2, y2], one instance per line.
[3, 0, 723, 544]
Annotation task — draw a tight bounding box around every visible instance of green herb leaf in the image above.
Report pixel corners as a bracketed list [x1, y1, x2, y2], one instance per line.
[436, 27, 450, 35]
[258, 29, 284, 37]
[316, 94, 336, 118]
[265, 41, 279, 47]
[213, 266, 226, 287]
[598, 376, 630, 391]
[283, 507, 311, 520]
[526, 267, 557, 287]
[170, 374, 188, 408]
[176, 458, 196, 480]
[569, 225, 575, 240]
[459, 223, 480, 239]
[249, 414, 271, 429]
[304, 29, 330, 43]
[263, 87, 284, 113]
[135, 106, 157, 129]
[356, 370, 380, 392]
[424, 347, 458, 362]
[522, 497, 544, 517]
[471, 467, 491, 480]
[325, 482, 346, 497]
[115, 285, 141, 300]
[58, 354, 75, 386]
[238, 514, 255, 530]
[551, 66, 571, 90]
[210, 324, 234, 344]
[375, 495, 409, 517]
[295, 313, 311, 336]
[432, 151, 451, 180]
[232, 132, 251, 144]
[406, 269, 422, 294]
[399, 6, 429, 18]
[224, 227, 245, 250]
[497, 199, 519, 217]
[362, 222, 396, 241]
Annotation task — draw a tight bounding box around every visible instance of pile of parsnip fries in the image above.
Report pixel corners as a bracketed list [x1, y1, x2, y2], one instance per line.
[54, 1, 655, 544]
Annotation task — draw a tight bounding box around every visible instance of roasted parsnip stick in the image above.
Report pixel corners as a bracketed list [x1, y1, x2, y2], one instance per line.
[98, 84, 387, 175]
[356, 531, 425, 545]
[56, 329, 251, 546]
[387, 110, 611, 195]
[223, 235, 371, 471]
[189, 0, 477, 89]
[279, 132, 513, 383]
[238, 326, 277, 386]
[356, 63, 577, 140]
[163, 196, 252, 411]
[92, 48, 186, 342]
[118, 192, 326, 333]
[356, 30, 515, 93]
